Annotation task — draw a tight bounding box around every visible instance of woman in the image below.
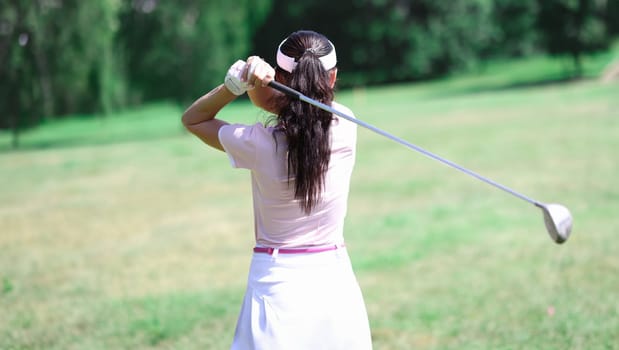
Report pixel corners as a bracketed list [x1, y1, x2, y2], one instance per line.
[182, 30, 372, 350]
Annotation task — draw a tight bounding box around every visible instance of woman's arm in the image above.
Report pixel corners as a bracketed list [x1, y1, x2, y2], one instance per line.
[181, 84, 237, 151]
[181, 58, 276, 151]
[247, 84, 279, 114]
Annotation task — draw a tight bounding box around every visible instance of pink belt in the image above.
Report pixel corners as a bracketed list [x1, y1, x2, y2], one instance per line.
[253, 244, 345, 255]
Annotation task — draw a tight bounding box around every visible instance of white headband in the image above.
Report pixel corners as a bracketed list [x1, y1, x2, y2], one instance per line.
[276, 38, 337, 73]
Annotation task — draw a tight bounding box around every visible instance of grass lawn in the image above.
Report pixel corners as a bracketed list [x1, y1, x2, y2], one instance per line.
[1, 54, 618, 349]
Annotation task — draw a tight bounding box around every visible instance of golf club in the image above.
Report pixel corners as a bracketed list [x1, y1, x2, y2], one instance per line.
[268, 80, 573, 244]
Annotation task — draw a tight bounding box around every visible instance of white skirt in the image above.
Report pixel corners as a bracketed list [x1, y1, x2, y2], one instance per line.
[230, 247, 372, 350]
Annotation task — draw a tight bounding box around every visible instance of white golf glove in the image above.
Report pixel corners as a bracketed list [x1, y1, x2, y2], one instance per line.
[224, 60, 249, 95]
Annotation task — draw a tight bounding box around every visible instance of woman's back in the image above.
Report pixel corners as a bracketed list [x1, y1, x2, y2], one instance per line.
[219, 102, 357, 247]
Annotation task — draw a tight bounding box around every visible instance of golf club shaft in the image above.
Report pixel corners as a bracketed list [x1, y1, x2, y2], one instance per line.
[268, 80, 541, 207]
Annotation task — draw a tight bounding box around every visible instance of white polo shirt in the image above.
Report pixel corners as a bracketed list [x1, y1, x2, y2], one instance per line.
[218, 102, 357, 248]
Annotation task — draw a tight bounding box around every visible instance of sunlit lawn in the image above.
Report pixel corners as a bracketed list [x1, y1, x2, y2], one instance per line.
[1, 54, 618, 349]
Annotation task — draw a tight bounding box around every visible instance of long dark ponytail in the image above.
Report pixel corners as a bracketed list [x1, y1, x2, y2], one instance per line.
[272, 31, 336, 214]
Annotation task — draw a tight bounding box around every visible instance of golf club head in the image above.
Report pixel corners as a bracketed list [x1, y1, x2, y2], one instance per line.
[536, 203, 573, 244]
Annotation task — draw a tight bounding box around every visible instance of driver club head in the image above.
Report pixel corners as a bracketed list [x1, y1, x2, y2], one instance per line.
[536, 203, 573, 244]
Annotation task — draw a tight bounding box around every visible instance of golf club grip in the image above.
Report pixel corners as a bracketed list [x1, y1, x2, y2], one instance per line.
[268, 81, 301, 99]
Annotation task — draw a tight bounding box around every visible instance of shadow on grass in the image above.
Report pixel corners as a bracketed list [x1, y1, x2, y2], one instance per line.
[406, 74, 593, 104]
[0, 101, 186, 153]
[466, 75, 583, 91]
[440, 75, 588, 96]
[0, 131, 187, 154]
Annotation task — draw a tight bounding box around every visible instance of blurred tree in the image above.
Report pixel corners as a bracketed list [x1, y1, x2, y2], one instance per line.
[405, 0, 499, 75]
[2, 0, 617, 145]
[607, 0, 619, 36]
[116, 0, 272, 103]
[536, 0, 612, 76]
[0, 0, 271, 146]
[0, 0, 125, 148]
[251, 0, 499, 86]
[492, 0, 540, 57]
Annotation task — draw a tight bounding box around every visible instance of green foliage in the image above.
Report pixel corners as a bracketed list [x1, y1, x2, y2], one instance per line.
[537, 0, 613, 75]
[492, 0, 540, 56]
[0, 0, 127, 149]
[253, 0, 617, 87]
[1, 0, 617, 147]
[0, 0, 272, 148]
[609, 0, 619, 35]
[116, 0, 272, 103]
[252, 0, 501, 85]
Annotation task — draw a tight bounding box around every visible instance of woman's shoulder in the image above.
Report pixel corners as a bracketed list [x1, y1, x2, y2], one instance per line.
[330, 101, 357, 133]
[219, 122, 277, 145]
[222, 121, 273, 133]
[331, 101, 355, 119]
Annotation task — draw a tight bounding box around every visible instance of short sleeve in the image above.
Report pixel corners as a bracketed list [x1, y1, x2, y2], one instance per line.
[218, 123, 258, 169]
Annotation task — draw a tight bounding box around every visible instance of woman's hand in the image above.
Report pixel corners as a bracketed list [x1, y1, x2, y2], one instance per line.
[245, 56, 275, 88]
[224, 60, 250, 95]
[244, 56, 280, 114]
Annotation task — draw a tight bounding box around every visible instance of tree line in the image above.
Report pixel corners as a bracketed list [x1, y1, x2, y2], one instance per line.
[1, 0, 617, 147]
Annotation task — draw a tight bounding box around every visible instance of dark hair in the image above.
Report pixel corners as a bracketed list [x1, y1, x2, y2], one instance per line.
[271, 30, 336, 214]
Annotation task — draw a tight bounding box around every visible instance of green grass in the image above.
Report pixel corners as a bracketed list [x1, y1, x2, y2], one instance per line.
[1, 53, 618, 349]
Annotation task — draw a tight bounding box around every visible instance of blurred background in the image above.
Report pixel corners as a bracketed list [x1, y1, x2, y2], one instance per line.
[2, 0, 618, 147]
